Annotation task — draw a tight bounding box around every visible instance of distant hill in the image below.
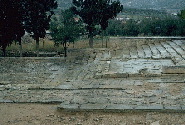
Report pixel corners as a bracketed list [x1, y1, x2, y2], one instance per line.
[120, 0, 185, 10]
[56, 0, 185, 10]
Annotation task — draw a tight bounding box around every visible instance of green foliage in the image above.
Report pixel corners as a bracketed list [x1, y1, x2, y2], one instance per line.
[50, 9, 84, 44]
[0, 0, 57, 56]
[50, 9, 84, 56]
[105, 18, 185, 36]
[122, 20, 139, 36]
[139, 19, 185, 36]
[105, 20, 124, 36]
[106, 19, 139, 36]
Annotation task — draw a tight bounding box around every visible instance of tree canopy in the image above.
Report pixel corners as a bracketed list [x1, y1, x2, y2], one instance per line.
[0, 0, 57, 56]
[71, 0, 123, 48]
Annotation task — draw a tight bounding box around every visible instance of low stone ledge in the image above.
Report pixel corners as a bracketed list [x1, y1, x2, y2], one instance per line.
[80, 104, 107, 110]
[58, 104, 80, 110]
[162, 66, 185, 74]
[0, 100, 14, 103]
[106, 104, 133, 110]
[0, 100, 63, 104]
[102, 72, 129, 78]
[128, 73, 142, 77]
[57, 104, 185, 112]
[96, 72, 163, 78]
[0, 57, 65, 60]
[142, 74, 162, 77]
[135, 105, 164, 110]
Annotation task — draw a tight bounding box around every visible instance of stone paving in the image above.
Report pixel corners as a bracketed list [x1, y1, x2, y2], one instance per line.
[0, 39, 185, 111]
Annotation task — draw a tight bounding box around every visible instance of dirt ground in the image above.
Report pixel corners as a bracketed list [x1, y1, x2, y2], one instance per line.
[0, 103, 184, 125]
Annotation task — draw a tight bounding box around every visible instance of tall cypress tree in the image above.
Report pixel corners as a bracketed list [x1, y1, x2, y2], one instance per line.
[0, 0, 25, 57]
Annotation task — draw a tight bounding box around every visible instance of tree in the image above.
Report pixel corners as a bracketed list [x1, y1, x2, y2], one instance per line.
[179, 9, 185, 19]
[71, 0, 123, 48]
[106, 19, 124, 36]
[0, 0, 57, 57]
[122, 20, 139, 36]
[24, 0, 57, 57]
[50, 9, 84, 57]
[0, 0, 25, 57]
[14, 0, 25, 57]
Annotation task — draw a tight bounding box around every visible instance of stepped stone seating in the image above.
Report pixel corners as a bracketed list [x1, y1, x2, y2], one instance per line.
[0, 39, 185, 112]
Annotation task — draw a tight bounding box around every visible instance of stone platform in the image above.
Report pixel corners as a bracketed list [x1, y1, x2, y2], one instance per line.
[0, 40, 185, 111]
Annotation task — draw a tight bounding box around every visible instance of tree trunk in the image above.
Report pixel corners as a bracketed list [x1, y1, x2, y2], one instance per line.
[36, 37, 39, 57]
[102, 33, 104, 48]
[89, 35, 93, 48]
[43, 40, 45, 48]
[19, 39, 23, 57]
[2, 47, 6, 57]
[63, 41, 67, 57]
[105, 37, 108, 48]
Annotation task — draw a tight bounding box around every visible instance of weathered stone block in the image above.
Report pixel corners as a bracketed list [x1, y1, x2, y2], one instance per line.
[0, 99, 14, 103]
[151, 121, 160, 125]
[94, 73, 103, 79]
[106, 104, 133, 110]
[58, 84, 74, 90]
[84, 97, 108, 104]
[181, 106, 185, 110]
[162, 66, 185, 74]
[58, 103, 79, 110]
[102, 72, 128, 78]
[128, 73, 142, 77]
[164, 105, 181, 110]
[80, 104, 107, 110]
[135, 105, 163, 110]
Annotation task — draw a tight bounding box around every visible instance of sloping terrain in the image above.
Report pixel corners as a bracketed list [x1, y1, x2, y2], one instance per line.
[57, 0, 185, 10]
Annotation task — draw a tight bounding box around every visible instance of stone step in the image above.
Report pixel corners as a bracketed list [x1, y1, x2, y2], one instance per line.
[58, 103, 185, 112]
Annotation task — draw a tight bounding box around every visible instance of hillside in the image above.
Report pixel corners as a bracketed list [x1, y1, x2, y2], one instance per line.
[56, 0, 185, 10]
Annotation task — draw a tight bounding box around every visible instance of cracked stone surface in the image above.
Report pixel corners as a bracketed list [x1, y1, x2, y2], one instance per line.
[0, 40, 185, 111]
